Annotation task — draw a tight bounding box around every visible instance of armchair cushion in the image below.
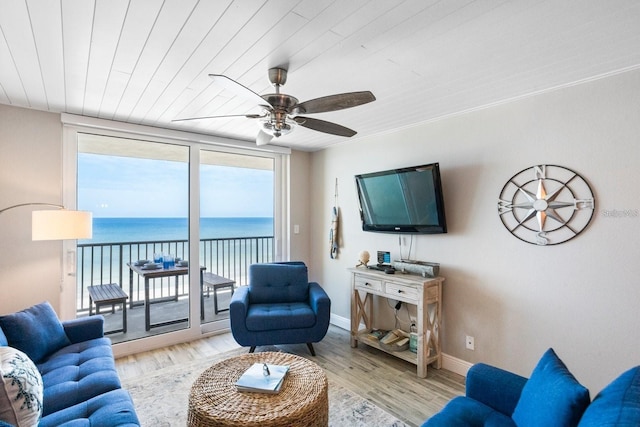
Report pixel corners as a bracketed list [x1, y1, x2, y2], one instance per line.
[246, 303, 316, 331]
[248, 263, 309, 304]
[512, 348, 590, 427]
[0, 302, 70, 363]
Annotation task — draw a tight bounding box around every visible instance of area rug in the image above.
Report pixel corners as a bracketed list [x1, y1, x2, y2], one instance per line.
[121, 347, 408, 426]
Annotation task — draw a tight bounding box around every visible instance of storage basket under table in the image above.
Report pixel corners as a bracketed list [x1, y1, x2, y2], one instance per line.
[187, 351, 328, 427]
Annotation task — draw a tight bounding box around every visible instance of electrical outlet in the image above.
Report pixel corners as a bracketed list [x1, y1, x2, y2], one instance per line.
[465, 335, 475, 351]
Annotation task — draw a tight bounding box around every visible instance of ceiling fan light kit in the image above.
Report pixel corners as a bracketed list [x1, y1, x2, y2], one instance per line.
[174, 67, 375, 146]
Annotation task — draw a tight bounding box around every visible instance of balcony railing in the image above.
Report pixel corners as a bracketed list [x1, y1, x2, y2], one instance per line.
[76, 236, 274, 313]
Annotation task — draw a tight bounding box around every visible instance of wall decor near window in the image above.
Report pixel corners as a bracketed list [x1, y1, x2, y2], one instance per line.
[498, 165, 595, 245]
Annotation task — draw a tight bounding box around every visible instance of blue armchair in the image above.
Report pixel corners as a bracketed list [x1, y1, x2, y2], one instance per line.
[229, 262, 331, 355]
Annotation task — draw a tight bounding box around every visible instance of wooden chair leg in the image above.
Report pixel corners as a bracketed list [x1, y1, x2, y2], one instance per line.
[306, 343, 316, 356]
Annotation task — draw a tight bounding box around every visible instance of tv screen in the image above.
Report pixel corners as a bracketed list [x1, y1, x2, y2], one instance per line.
[355, 163, 447, 234]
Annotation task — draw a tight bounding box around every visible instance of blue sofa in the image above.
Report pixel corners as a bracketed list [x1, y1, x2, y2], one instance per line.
[229, 262, 331, 356]
[0, 302, 139, 427]
[423, 348, 640, 426]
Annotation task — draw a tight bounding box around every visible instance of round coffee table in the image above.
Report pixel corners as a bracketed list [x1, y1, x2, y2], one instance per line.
[188, 352, 328, 427]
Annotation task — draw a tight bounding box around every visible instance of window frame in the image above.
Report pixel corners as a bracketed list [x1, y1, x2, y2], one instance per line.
[61, 113, 290, 357]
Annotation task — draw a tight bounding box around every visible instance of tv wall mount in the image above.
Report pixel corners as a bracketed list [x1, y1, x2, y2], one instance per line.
[498, 164, 595, 245]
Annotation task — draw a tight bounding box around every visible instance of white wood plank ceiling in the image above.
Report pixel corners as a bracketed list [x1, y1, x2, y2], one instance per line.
[1, 0, 639, 151]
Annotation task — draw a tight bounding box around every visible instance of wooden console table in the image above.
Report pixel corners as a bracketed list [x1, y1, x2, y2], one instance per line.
[349, 268, 444, 378]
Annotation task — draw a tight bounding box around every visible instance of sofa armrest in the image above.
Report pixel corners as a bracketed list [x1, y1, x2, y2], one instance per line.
[229, 286, 250, 333]
[308, 282, 331, 315]
[62, 316, 105, 343]
[466, 363, 528, 416]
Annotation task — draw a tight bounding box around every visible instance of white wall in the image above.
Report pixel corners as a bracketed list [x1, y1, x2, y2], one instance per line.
[0, 105, 65, 314]
[309, 68, 640, 394]
[289, 150, 311, 264]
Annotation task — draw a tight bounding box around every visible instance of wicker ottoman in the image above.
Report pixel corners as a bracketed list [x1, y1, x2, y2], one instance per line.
[188, 352, 328, 427]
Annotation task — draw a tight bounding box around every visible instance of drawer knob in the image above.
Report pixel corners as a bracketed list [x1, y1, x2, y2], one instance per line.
[365, 282, 371, 286]
[397, 289, 403, 293]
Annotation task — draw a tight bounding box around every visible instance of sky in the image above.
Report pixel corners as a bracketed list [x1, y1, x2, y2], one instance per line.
[78, 153, 274, 218]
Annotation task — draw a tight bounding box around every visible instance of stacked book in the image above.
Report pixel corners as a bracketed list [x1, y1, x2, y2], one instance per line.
[378, 329, 410, 351]
[235, 363, 290, 394]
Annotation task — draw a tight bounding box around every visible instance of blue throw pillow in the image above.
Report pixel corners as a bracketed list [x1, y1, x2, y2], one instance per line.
[578, 366, 640, 426]
[0, 302, 70, 363]
[512, 348, 590, 427]
[0, 327, 7, 347]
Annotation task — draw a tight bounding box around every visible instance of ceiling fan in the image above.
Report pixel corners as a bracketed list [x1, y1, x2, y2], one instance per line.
[174, 67, 376, 146]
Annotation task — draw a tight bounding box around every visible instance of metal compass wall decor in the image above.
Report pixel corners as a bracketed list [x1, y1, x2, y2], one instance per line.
[498, 165, 595, 245]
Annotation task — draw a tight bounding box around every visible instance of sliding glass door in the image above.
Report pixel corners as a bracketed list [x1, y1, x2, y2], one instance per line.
[65, 124, 285, 349]
[199, 150, 274, 326]
[76, 134, 191, 342]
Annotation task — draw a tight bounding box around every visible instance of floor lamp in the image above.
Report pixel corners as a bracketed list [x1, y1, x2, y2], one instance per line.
[0, 203, 92, 241]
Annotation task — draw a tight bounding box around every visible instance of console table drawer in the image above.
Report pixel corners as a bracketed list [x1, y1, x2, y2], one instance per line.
[386, 282, 418, 301]
[355, 277, 382, 292]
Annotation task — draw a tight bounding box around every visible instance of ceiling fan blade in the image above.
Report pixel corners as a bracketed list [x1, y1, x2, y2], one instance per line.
[295, 91, 375, 114]
[256, 130, 274, 146]
[293, 116, 357, 137]
[209, 74, 270, 107]
[172, 113, 263, 122]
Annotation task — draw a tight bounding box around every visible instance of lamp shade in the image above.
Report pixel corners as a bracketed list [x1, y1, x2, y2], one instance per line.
[32, 210, 93, 240]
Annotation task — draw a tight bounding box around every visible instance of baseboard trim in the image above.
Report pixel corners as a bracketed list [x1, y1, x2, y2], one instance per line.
[330, 313, 351, 331]
[441, 353, 472, 377]
[330, 314, 472, 378]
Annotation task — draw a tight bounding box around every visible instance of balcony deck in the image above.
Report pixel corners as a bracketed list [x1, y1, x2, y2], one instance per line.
[77, 235, 272, 343]
[82, 287, 233, 344]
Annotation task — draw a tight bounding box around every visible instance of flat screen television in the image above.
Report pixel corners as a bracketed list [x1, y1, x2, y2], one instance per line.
[355, 163, 447, 234]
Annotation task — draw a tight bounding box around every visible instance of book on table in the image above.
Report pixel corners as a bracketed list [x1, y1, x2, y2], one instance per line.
[235, 363, 290, 394]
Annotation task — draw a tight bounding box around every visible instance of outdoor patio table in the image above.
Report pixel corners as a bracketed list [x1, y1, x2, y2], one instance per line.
[127, 263, 206, 331]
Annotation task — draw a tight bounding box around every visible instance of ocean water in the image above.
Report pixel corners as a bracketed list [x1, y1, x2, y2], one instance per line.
[75, 217, 274, 293]
[82, 217, 273, 244]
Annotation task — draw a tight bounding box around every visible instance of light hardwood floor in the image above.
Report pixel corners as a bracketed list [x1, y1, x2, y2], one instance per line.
[115, 325, 465, 426]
